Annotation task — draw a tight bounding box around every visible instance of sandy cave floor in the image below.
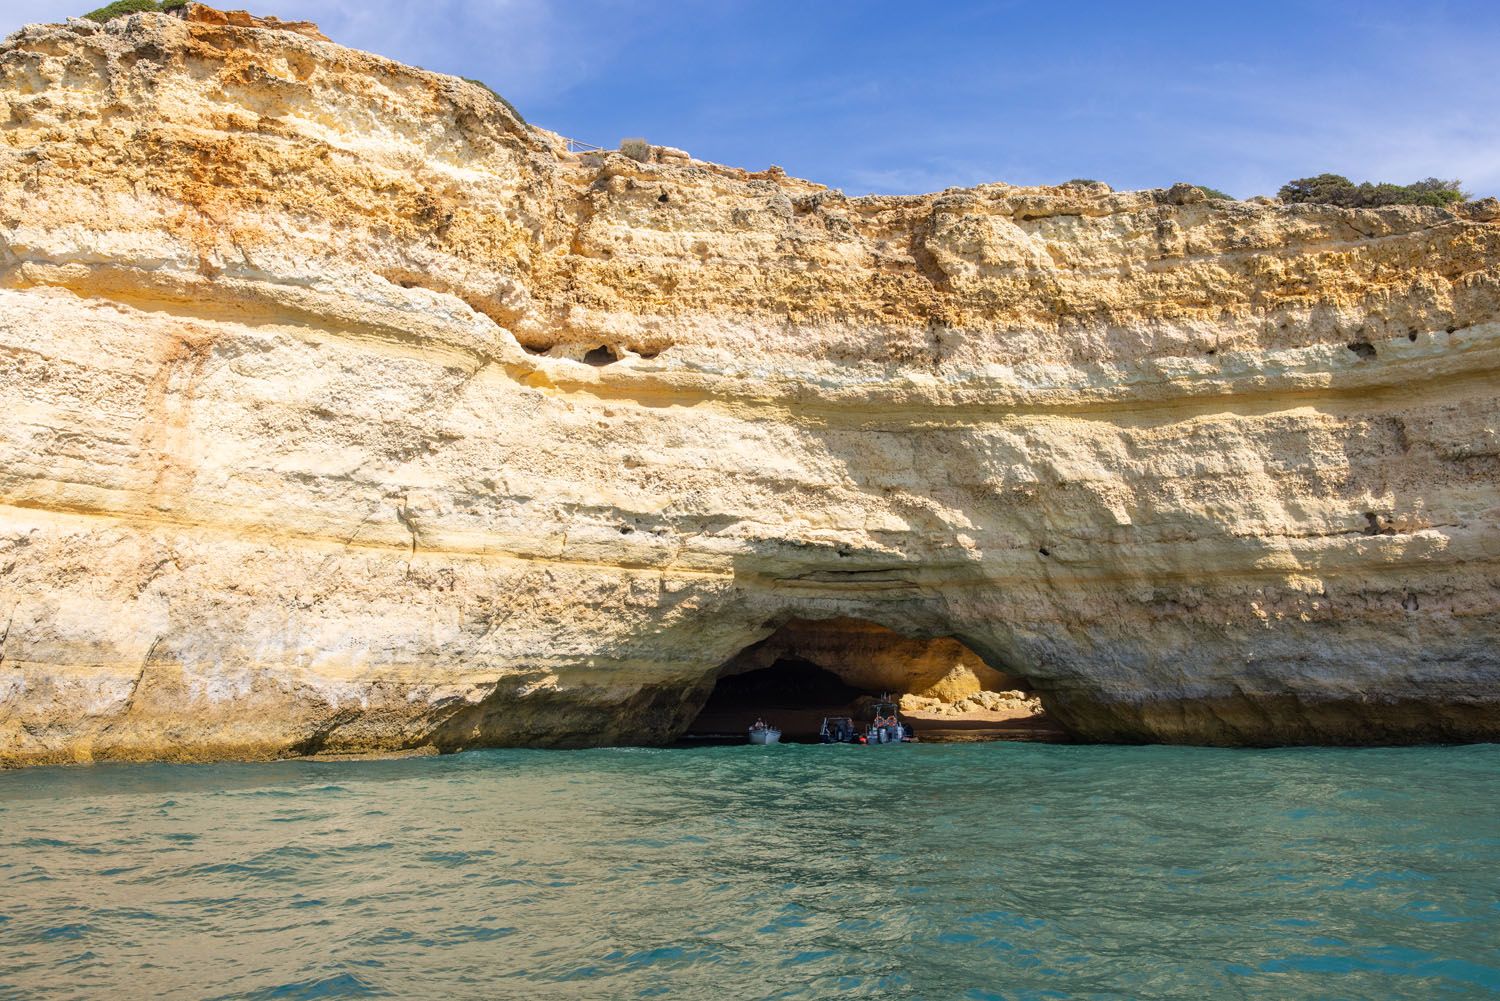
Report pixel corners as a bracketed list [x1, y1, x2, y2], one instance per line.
[681, 703, 1068, 744]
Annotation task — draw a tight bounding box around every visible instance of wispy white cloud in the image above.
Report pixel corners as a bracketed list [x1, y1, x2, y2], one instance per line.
[246, 0, 626, 104]
[0, 0, 73, 35]
[0, 0, 631, 105]
[845, 163, 994, 196]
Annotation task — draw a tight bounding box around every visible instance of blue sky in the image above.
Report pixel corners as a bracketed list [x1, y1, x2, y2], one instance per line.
[6, 0, 1500, 198]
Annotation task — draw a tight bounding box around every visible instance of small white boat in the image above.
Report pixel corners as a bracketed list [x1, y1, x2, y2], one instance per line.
[747, 719, 781, 744]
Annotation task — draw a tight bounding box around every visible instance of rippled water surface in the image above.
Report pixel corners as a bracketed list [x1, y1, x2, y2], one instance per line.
[2, 743, 1498, 999]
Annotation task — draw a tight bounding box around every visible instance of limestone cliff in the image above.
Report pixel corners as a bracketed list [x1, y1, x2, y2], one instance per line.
[1, 7, 1497, 765]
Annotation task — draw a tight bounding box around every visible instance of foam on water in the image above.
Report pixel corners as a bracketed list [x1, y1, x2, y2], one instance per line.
[1, 743, 1497, 999]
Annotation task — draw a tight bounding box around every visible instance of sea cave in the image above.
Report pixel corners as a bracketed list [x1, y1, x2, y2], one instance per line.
[681, 617, 1060, 742]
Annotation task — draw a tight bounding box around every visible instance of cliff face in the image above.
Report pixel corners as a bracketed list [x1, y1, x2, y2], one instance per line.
[1, 9, 1498, 765]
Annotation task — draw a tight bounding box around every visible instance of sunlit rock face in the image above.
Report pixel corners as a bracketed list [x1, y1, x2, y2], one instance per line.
[1, 8, 1498, 765]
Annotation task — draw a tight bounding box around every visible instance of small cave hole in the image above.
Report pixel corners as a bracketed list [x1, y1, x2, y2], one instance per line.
[1445, 325, 1457, 334]
[1407, 329, 1419, 342]
[618, 525, 635, 535]
[1401, 591, 1420, 612]
[1346, 341, 1377, 360]
[583, 345, 621, 366]
[657, 192, 670, 203]
[1205, 347, 1217, 356]
[1038, 546, 1051, 557]
[520, 343, 550, 356]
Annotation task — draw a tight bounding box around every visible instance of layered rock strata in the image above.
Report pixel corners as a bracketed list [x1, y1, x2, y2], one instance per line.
[1, 9, 1497, 765]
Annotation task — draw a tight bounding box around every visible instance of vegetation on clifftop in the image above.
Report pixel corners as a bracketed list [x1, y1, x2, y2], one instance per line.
[1278, 174, 1469, 208]
[83, 0, 185, 22]
[1064, 179, 1235, 200]
[459, 77, 527, 126]
[1055, 177, 1475, 207]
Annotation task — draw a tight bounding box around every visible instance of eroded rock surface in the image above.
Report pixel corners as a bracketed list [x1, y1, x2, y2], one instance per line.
[1, 9, 1498, 764]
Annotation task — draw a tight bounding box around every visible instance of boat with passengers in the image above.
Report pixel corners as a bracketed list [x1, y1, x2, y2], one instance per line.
[747, 718, 781, 744]
[819, 696, 914, 745]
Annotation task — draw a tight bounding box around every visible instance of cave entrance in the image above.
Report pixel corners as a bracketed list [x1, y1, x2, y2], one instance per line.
[681, 616, 1062, 743]
[687, 657, 870, 742]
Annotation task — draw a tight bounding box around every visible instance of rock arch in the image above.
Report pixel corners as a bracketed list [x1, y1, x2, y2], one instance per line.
[715, 617, 1019, 702]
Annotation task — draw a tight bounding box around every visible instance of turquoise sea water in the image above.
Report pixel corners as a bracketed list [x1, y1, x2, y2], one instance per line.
[1, 743, 1497, 1000]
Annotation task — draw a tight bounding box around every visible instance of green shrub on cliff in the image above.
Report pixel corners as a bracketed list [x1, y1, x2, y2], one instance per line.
[83, 0, 186, 22]
[460, 77, 527, 125]
[1196, 186, 1234, 200]
[1278, 173, 1469, 208]
[83, 0, 158, 20]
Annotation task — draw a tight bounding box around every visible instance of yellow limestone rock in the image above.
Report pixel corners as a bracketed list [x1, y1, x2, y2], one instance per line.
[1, 8, 1498, 764]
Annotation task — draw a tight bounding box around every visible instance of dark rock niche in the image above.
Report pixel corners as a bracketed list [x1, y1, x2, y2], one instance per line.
[684, 657, 870, 741]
